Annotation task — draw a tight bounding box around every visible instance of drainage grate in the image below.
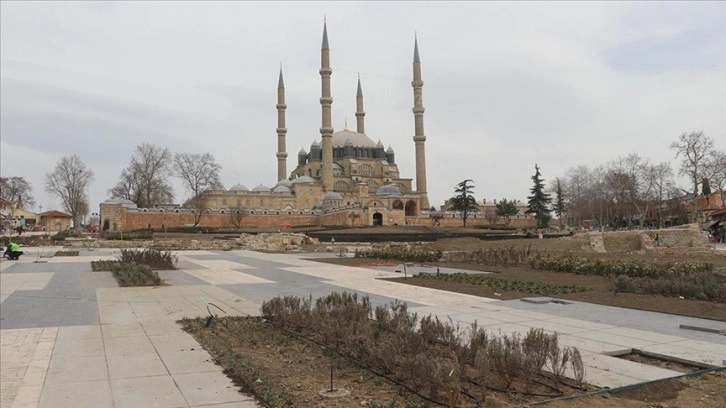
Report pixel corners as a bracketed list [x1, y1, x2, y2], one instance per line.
[614, 350, 708, 374]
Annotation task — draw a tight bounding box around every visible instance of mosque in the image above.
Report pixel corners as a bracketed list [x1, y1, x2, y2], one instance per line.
[101, 21, 432, 229]
[200, 20, 431, 224]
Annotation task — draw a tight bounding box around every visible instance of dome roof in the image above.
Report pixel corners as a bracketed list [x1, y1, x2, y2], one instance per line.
[387, 145, 395, 153]
[273, 185, 291, 193]
[375, 184, 402, 196]
[323, 192, 343, 201]
[310, 140, 320, 148]
[376, 140, 384, 148]
[332, 130, 376, 148]
[251, 184, 271, 192]
[298, 147, 307, 155]
[229, 184, 249, 192]
[275, 179, 292, 188]
[291, 176, 315, 184]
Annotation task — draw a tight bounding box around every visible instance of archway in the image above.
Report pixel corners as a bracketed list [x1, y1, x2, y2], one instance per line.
[405, 201, 417, 216]
[102, 219, 110, 231]
[392, 200, 404, 210]
[372, 212, 383, 226]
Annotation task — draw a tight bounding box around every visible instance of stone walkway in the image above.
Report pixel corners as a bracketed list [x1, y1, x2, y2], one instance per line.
[1, 247, 725, 407]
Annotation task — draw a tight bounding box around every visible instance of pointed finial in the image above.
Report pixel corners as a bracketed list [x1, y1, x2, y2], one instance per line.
[344, 118, 349, 131]
[278, 65, 284, 88]
[322, 16, 329, 49]
[356, 74, 363, 97]
[413, 33, 420, 63]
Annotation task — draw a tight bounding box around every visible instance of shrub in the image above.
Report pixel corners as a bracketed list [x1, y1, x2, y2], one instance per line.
[102, 230, 153, 240]
[261, 292, 583, 404]
[354, 247, 442, 263]
[108, 262, 163, 286]
[91, 260, 123, 271]
[54, 250, 79, 257]
[415, 273, 590, 296]
[119, 248, 177, 270]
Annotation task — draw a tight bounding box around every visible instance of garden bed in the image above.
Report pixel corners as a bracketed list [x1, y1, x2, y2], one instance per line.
[183, 292, 596, 408]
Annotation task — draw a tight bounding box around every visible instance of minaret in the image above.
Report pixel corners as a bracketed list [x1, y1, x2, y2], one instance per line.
[320, 18, 334, 191]
[276, 67, 288, 182]
[412, 35, 430, 210]
[355, 74, 365, 134]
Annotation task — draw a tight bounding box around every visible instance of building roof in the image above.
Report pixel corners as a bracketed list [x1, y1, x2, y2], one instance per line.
[376, 184, 402, 196]
[331, 130, 376, 148]
[291, 175, 315, 185]
[40, 210, 72, 218]
[273, 185, 291, 193]
[229, 184, 250, 192]
[323, 192, 343, 201]
[251, 184, 271, 192]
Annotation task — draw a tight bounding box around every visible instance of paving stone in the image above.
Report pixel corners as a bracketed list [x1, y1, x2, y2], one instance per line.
[173, 371, 252, 406]
[111, 375, 187, 408]
[45, 355, 108, 385]
[107, 352, 168, 379]
[38, 380, 113, 408]
[157, 349, 220, 374]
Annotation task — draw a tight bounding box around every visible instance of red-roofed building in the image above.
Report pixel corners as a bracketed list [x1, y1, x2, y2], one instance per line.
[39, 210, 72, 232]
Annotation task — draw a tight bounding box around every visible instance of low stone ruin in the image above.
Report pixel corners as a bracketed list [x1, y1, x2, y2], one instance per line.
[236, 233, 318, 252]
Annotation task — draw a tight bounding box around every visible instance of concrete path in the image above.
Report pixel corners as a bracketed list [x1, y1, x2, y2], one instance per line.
[2, 248, 725, 407]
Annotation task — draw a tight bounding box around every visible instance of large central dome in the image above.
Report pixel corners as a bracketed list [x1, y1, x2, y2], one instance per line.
[331, 130, 376, 148]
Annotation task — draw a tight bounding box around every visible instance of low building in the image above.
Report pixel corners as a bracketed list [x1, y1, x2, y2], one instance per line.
[39, 210, 73, 232]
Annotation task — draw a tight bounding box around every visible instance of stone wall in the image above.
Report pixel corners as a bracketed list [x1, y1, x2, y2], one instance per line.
[405, 215, 536, 228]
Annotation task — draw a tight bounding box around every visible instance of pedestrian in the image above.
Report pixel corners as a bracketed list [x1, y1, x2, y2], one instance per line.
[4, 242, 23, 260]
[654, 232, 660, 247]
[331, 236, 335, 245]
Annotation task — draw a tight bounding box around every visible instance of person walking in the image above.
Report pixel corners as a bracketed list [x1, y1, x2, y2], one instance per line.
[654, 232, 660, 247]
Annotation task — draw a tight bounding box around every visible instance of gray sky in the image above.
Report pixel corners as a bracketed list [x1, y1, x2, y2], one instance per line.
[1, 1, 725, 213]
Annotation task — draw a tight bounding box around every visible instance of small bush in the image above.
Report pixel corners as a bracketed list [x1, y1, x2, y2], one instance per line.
[415, 273, 590, 296]
[120, 248, 177, 270]
[91, 260, 123, 271]
[54, 250, 79, 257]
[354, 247, 442, 263]
[109, 262, 163, 286]
[102, 230, 153, 240]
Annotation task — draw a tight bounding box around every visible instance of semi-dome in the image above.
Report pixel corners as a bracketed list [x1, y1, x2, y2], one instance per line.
[291, 176, 315, 184]
[273, 185, 291, 193]
[323, 192, 343, 201]
[331, 130, 376, 148]
[251, 184, 271, 192]
[275, 179, 292, 188]
[375, 184, 402, 196]
[229, 184, 249, 192]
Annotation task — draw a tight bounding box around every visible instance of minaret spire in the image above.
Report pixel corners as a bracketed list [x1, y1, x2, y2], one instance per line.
[320, 18, 334, 191]
[412, 34, 430, 210]
[355, 74, 365, 134]
[276, 66, 288, 181]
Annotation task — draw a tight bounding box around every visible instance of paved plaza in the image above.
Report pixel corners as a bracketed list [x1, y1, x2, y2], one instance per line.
[1, 247, 725, 407]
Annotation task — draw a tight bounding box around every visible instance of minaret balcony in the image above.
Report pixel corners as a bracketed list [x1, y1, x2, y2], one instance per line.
[276, 128, 288, 134]
[319, 97, 333, 105]
[276, 104, 287, 110]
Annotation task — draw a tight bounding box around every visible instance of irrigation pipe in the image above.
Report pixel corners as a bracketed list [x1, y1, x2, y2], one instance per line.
[522, 366, 725, 407]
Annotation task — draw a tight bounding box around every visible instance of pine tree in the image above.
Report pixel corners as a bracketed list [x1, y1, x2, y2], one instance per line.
[553, 178, 567, 228]
[526, 164, 552, 229]
[449, 179, 478, 227]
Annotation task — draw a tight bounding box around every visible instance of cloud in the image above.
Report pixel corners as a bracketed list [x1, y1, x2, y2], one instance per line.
[1, 1, 724, 211]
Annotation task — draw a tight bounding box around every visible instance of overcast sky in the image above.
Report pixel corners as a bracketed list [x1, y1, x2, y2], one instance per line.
[1, 1, 725, 213]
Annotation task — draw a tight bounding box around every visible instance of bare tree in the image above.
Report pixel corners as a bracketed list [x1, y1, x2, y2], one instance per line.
[230, 204, 249, 229]
[645, 162, 675, 228]
[110, 144, 174, 208]
[706, 149, 726, 206]
[173, 152, 223, 226]
[45, 155, 94, 228]
[0, 176, 36, 211]
[671, 131, 714, 194]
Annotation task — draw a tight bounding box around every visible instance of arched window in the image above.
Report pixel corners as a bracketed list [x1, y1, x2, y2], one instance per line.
[334, 181, 349, 192]
[359, 164, 374, 177]
[367, 180, 379, 191]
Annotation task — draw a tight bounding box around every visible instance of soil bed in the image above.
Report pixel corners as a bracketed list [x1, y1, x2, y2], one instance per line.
[615, 351, 706, 374]
[316, 257, 726, 321]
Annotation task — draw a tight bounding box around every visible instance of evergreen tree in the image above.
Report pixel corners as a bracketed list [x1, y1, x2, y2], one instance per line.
[495, 198, 518, 225]
[553, 178, 567, 228]
[449, 179, 478, 227]
[526, 164, 552, 229]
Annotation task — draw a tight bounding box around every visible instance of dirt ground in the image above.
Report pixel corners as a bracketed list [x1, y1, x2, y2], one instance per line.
[543, 370, 725, 408]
